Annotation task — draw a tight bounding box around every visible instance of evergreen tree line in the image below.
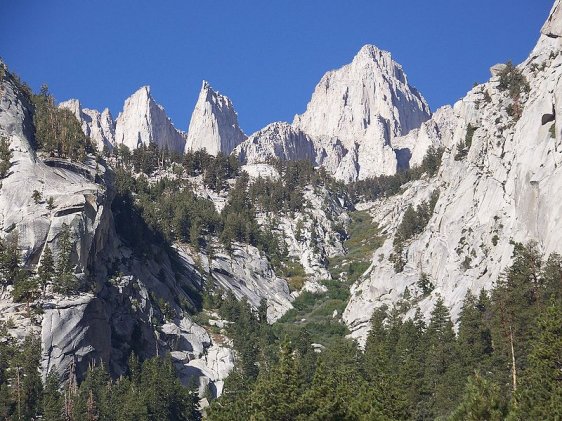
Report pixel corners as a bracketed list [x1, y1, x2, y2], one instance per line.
[0, 224, 79, 303]
[391, 190, 440, 273]
[110, 145, 241, 194]
[31, 85, 95, 162]
[0, 331, 200, 421]
[0, 135, 12, 179]
[111, 156, 344, 272]
[348, 146, 444, 203]
[208, 242, 562, 420]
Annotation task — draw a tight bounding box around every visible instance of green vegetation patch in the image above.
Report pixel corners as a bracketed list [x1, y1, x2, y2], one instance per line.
[275, 279, 350, 347]
[328, 210, 382, 283]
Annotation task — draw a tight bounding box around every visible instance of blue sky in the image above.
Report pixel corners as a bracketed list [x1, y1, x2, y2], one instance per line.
[0, 1, 552, 134]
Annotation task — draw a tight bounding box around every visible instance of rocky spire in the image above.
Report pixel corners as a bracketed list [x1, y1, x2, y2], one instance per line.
[293, 44, 431, 145]
[185, 81, 246, 156]
[114, 86, 185, 153]
[59, 99, 115, 151]
[237, 44, 431, 181]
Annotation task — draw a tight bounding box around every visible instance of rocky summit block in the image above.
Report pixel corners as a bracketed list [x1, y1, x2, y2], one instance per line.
[114, 86, 186, 153]
[185, 81, 247, 156]
[344, 2, 562, 345]
[236, 44, 432, 181]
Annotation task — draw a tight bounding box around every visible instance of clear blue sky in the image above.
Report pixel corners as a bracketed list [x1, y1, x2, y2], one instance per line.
[0, 1, 552, 135]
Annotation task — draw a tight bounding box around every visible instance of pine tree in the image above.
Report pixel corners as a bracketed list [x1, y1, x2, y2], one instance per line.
[490, 242, 544, 393]
[363, 308, 391, 381]
[510, 301, 562, 419]
[457, 291, 493, 377]
[423, 297, 464, 418]
[32, 189, 42, 204]
[72, 363, 111, 421]
[10, 337, 43, 420]
[54, 223, 77, 294]
[249, 339, 302, 420]
[449, 373, 506, 421]
[140, 356, 200, 421]
[394, 313, 427, 419]
[0, 232, 21, 285]
[46, 196, 55, 210]
[38, 244, 55, 291]
[43, 371, 63, 421]
[0, 135, 12, 179]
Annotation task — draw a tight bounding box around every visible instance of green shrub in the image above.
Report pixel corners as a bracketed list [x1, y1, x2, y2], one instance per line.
[498, 61, 530, 99]
[0, 136, 12, 179]
[417, 272, 435, 296]
[32, 190, 42, 204]
[497, 61, 529, 121]
[455, 124, 477, 161]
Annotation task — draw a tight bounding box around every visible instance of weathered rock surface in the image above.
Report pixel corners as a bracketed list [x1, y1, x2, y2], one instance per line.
[59, 99, 115, 152]
[236, 44, 431, 181]
[344, 5, 562, 345]
[234, 122, 318, 164]
[114, 86, 186, 153]
[177, 242, 293, 323]
[0, 71, 235, 397]
[294, 45, 430, 146]
[542, 0, 562, 38]
[186, 81, 247, 156]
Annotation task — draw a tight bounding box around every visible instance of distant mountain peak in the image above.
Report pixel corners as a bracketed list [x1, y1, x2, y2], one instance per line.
[114, 86, 185, 153]
[185, 80, 246, 156]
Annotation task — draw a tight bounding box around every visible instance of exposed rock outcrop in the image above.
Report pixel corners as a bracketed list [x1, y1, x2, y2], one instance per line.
[185, 81, 247, 156]
[344, 5, 562, 345]
[236, 44, 431, 181]
[294, 45, 430, 143]
[0, 71, 234, 397]
[177, 243, 293, 323]
[59, 99, 115, 152]
[233, 122, 317, 164]
[114, 86, 186, 153]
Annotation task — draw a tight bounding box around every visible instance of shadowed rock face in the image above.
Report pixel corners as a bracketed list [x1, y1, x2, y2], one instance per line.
[185, 81, 247, 156]
[344, 1, 562, 346]
[0, 70, 293, 397]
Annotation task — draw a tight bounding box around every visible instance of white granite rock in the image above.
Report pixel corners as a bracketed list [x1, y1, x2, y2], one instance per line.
[344, 5, 562, 345]
[234, 122, 318, 164]
[59, 99, 115, 152]
[114, 86, 185, 153]
[185, 81, 246, 156]
[236, 44, 431, 181]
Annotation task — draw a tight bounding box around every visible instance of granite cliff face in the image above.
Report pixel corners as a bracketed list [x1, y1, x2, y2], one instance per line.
[233, 122, 317, 163]
[59, 99, 115, 152]
[235, 44, 432, 181]
[0, 71, 296, 398]
[343, 1, 562, 345]
[185, 81, 247, 156]
[1, 0, 560, 405]
[114, 86, 186, 153]
[61, 87, 187, 154]
[60, 45, 431, 181]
